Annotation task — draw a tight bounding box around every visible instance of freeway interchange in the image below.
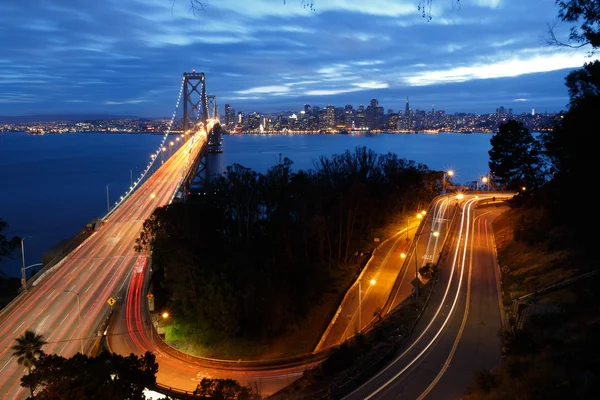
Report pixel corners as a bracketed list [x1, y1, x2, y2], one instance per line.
[0, 131, 513, 399]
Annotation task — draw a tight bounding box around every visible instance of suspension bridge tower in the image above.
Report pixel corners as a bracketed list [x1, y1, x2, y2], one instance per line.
[181, 71, 222, 195]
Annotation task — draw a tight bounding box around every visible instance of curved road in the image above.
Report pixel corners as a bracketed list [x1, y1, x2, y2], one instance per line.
[0, 134, 512, 400]
[344, 194, 510, 400]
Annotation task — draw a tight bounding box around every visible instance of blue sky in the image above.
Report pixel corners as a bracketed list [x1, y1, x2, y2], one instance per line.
[0, 0, 596, 117]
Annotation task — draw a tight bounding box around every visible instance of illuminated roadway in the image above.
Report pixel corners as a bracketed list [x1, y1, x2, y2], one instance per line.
[0, 127, 512, 399]
[315, 197, 454, 352]
[0, 120, 318, 400]
[344, 193, 512, 400]
[0, 128, 208, 399]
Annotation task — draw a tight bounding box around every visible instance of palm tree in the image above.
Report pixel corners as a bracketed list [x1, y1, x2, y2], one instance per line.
[11, 330, 47, 397]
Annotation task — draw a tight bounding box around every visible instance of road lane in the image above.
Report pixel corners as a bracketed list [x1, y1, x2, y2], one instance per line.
[343, 196, 509, 400]
[0, 131, 205, 399]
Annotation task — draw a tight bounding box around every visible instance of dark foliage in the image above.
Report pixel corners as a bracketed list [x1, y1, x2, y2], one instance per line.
[193, 378, 261, 399]
[22, 351, 158, 400]
[488, 120, 548, 191]
[0, 218, 20, 268]
[556, 0, 600, 50]
[136, 147, 439, 339]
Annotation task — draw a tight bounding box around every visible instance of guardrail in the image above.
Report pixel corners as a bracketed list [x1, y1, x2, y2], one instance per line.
[149, 321, 330, 371]
[151, 382, 208, 399]
[510, 269, 600, 331]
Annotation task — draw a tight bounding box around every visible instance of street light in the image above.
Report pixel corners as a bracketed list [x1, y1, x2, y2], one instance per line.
[481, 176, 488, 192]
[358, 278, 376, 331]
[21, 263, 43, 292]
[407, 211, 426, 240]
[443, 170, 454, 194]
[106, 184, 111, 214]
[20, 236, 29, 290]
[63, 289, 83, 354]
[130, 167, 138, 188]
[401, 230, 439, 305]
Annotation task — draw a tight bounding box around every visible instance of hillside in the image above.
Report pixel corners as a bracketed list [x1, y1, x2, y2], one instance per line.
[466, 205, 599, 399]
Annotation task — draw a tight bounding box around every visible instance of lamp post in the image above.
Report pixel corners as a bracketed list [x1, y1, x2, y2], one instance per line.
[64, 289, 83, 354]
[20, 236, 29, 290]
[443, 170, 454, 194]
[401, 230, 439, 305]
[106, 184, 111, 214]
[482, 175, 489, 192]
[21, 263, 43, 292]
[358, 279, 376, 331]
[130, 168, 136, 188]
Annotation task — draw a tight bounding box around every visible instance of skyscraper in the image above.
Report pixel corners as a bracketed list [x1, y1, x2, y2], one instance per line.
[224, 104, 231, 125]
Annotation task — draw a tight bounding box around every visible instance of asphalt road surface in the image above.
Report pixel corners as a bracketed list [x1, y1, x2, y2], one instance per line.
[343, 194, 509, 400]
[0, 131, 205, 399]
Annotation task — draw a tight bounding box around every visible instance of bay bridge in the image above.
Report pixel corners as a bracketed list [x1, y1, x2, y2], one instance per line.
[0, 71, 512, 400]
[0, 72, 321, 399]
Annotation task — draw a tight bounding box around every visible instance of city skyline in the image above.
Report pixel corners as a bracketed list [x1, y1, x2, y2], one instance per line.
[1, 0, 596, 117]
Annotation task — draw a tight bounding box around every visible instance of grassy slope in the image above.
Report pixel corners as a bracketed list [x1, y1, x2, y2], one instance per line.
[466, 206, 599, 399]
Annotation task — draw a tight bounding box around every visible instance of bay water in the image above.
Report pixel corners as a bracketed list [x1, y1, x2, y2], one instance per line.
[0, 131, 492, 278]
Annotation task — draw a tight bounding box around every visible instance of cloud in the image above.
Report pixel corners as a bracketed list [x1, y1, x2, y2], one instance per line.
[209, 0, 416, 18]
[0, 0, 589, 116]
[403, 48, 593, 86]
[236, 85, 291, 95]
[104, 100, 151, 105]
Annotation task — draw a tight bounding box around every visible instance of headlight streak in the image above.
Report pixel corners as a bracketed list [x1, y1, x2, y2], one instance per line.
[359, 197, 478, 400]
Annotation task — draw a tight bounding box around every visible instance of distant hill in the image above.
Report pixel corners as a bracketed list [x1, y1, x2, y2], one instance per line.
[0, 114, 145, 123]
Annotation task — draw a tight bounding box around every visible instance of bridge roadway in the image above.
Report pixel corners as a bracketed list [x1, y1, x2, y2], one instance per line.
[0, 130, 206, 399]
[0, 128, 511, 399]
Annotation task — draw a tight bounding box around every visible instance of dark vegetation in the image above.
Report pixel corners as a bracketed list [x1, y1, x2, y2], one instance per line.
[22, 351, 159, 400]
[0, 218, 21, 306]
[270, 280, 435, 399]
[12, 329, 159, 400]
[136, 147, 440, 343]
[10, 329, 157, 399]
[466, 1, 599, 398]
[12, 329, 261, 400]
[0, 218, 20, 270]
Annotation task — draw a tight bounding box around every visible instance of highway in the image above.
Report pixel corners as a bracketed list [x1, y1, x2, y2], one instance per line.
[106, 251, 321, 397]
[343, 194, 510, 400]
[0, 129, 206, 399]
[314, 199, 451, 352]
[0, 132, 511, 400]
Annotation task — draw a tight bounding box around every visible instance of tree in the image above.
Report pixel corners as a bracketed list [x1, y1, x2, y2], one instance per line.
[176, 1, 458, 19]
[547, 0, 600, 52]
[22, 351, 159, 400]
[193, 378, 261, 400]
[11, 330, 47, 397]
[488, 120, 547, 191]
[0, 218, 20, 266]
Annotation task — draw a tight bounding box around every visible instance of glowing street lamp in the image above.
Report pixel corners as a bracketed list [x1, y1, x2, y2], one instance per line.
[481, 175, 489, 192]
[358, 278, 376, 331]
[401, 230, 439, 305]
[443, 170, 454, 194]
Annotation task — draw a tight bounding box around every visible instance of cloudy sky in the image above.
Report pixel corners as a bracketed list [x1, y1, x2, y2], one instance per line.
[0, 0, 596, 117]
